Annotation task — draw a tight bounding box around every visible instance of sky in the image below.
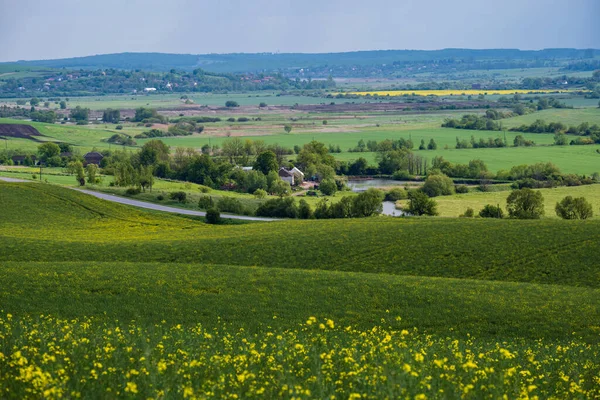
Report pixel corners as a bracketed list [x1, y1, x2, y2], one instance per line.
[1, 0, 599, 62]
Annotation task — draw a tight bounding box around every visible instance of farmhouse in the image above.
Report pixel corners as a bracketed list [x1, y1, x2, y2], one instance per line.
[83, 152, 104, 166]
[278, 167, 304, 185]
[11, 155, 36, 166]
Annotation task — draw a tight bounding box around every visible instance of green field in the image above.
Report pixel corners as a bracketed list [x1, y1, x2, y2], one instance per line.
[415, 184, 600, 218]
[0, 92, 382, 110]
[503, 107, 600, 127]
[3, 101, 600, 175]
[1, 182, 600, 397]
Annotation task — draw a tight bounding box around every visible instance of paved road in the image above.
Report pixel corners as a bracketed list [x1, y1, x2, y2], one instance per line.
[73, 189, 279, 222]
[0, 177, 31, 183]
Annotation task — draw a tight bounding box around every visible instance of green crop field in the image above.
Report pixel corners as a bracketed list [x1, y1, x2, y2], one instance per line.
[1, 182, 600, 398]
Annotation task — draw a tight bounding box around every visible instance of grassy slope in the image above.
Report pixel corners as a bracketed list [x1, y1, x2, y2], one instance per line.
[1, 261, 599, 341]
[2, 182, 599, 288]
[1, 181, 599, 342]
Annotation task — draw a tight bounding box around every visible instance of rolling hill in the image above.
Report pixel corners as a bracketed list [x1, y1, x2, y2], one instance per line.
[5, 48, 598, 74]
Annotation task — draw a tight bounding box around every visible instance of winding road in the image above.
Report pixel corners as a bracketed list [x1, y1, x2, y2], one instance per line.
[0, 177, 278, 221]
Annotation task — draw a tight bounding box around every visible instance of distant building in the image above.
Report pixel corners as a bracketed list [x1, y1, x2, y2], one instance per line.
[143, 87, 157, 92]
[83, 152, 104, 166]
[278, 167, 304, 186]
[11, 155, 36, 166]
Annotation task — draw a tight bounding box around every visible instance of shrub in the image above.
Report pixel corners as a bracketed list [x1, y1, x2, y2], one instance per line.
[116, 125, 123, 130]
[479, 204, 504, 218]
[256, 197, 298, 218]
[392, 170, 413, 180]
[253, 189, 267, 199]
[205, 208, 221, 224]
[455, 185, 469, 194]
[384, 188, 408, 202]
[351, 188, 384, 217]
[406, 191, 438, 216]
[298, 199, 313, 219]
[460, 208, 475, 218]
[217, 197, 245, 214]
[422, 173, 455, 197]
[156, 194, 165, 201]
[198, 185, 211, 193]
[555, 196, 593, 220]
[319, 179, 337, 196]
[506, 188, 544, 219]
[125, 187, 141, 196]
[169, 191, 187, 203]
[225, 101, 239, 108]
[198, 195, 214, 210]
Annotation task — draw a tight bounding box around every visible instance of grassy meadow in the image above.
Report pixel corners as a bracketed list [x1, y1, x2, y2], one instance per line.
[428, 184, 600, 218]
[1, 182, 600, 397]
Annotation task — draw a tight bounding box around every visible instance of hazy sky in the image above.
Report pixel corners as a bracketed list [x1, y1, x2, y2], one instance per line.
[1, 0, 599, 62]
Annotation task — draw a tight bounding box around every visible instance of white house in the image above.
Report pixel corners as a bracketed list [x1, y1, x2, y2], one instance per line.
[278, 167, 304, 186]
[144, 87, 157, 92]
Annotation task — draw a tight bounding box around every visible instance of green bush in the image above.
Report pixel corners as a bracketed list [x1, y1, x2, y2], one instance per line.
[125, 187, 141, 196]
[455, 185, 469, 194]
[217, 197, 246, 214]
[384, 188, 407, 202]
[460, 208, 475, 218]
[555, 196, 593, 220]
[169, 191, 187, 203]
[256, 197, 298, 218]
[406, 191, 438, 216]
[422, 173, 455, 197]
[253, 189, 267, 199]
[507, 188, 544, 219]
[319, 179, 337, 196]
[198, 195, 214, 210]
[479, 204, 504, 219]
[205, 208, 221, 224]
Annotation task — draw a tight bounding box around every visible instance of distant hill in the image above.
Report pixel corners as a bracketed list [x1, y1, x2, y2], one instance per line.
[6, 48, 598, 74]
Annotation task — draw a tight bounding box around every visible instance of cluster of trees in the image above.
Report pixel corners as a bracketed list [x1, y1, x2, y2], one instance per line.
[70, 106, 90, 124]
[107, 133, 136, 146]
[1, 68, 336, 97]
[442, 99, 569, 132]
[31, 110, 57, 123]
[98, 139, 336, 196]
[508, 120, 600, 145]
[513, 135, 535, 147]
[431, 157, 491, 180]
[442, 113, 506, 131]
[133, 107, 166, 123]
[102, 109, 120, 123]
[134, 122, 204, 139]
[455, 135, 507, 149]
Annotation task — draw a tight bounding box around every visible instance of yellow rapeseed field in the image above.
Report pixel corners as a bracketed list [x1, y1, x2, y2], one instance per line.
[344, 89, 578, 97]
[1, 314, 599, 399]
